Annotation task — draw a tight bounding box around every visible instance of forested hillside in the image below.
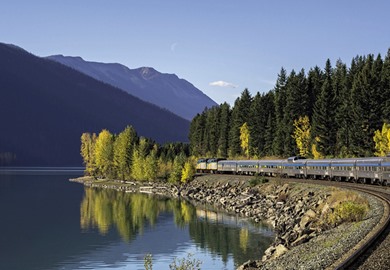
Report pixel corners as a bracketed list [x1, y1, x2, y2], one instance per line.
[189, 50, 390, 159]
[0, 43, 190, 166]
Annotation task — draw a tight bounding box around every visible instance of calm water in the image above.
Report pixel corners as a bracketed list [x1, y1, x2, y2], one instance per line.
[0, 170, 274, 270]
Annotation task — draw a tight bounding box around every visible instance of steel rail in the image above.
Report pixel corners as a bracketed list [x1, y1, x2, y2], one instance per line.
[287, 179, 390, 269]
[331, 185, 390, 269]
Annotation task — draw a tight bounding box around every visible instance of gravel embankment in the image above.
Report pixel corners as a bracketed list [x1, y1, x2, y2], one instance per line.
[70, 175, 385, 270]
[240, 193, 383, 270]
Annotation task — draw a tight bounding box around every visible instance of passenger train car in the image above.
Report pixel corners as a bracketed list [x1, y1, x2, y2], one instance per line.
[196, 156, 390, 186]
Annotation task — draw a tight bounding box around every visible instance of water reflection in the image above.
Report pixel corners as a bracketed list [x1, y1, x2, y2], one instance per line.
[80, 187, 274, 268]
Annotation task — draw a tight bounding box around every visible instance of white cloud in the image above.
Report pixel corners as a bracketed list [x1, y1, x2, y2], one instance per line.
[209, 80, 238, 88]
[170, 42, 178, 52]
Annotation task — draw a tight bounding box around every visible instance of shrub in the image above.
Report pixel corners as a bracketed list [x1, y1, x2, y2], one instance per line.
[327, 201, 368, 226]
[144, 253, 153, 270]
[249, 175, 269, 187]
[169, 253, 202, 270]
[324, 189, 369, 227]
[144, 253, 202, 270]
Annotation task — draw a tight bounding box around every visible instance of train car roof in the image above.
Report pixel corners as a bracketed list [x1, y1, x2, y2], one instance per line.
[305, 159, 332, 164]
[282, 159, 307, 165]
[355, 157, 383, 166]
[258, 159, 284, 164]
[236, 160, 259, 165]
[218, 160, 238, 164]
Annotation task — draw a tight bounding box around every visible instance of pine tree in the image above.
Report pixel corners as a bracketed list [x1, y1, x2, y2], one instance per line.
[248, 93, 265, 157]
[312, 59, 336, 157]
[382, 49, 390, 121]
[283, 69, 309, 155]
[204, 106, 220, 156]
[263, 113, 275, 156]
[247, 92, 275, 157]
[189, 112, 206, 157]
[307, 66, 324, 118]
[217, 102, 230, 158]
[333, 59, 351, 156]
[228, 89, 252, 157]
[349, 55, 381, 156]
[273, 67, 288, 156]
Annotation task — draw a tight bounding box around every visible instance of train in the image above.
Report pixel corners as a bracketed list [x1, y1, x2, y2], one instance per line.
[196, 156, 390, 186]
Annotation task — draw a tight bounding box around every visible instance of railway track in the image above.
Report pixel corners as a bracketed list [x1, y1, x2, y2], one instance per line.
[287, 178, 390, 269]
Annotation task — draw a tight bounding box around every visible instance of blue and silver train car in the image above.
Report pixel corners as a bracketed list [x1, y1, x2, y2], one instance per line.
[217, 160, 238, 174]
[354, 157, 382, 184]
[197, 156, 390, 186]
[381, 158, 390, 185]
[328, 158, 356, 182]
[281, 158, 307, 178]
[305, 159, 332, 180]
[258, 160, 284, 177]
[236, 160, 259, 175]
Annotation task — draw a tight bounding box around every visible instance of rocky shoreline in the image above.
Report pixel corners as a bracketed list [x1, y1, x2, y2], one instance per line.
[70, 175, 384, 269]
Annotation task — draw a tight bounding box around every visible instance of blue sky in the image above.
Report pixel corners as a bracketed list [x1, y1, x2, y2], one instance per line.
[1, 0, 390, 105]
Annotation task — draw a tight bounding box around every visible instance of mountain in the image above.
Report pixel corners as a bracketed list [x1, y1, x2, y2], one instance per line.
[0, 43, 190, 166]
[46, 55, 217, 120]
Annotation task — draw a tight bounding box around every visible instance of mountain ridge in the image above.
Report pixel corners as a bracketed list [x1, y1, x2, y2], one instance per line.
[0, 43, 190, 166]
[47, 54, 217, 120]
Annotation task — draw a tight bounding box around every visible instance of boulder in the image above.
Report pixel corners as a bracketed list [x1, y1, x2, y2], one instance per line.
[291, 234, 310, 247]
[272, 244, 289, 259]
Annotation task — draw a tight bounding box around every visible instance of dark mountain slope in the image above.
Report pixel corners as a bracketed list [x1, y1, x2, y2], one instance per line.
[0, 43, 190, 166]
[47, 55, 217, 120]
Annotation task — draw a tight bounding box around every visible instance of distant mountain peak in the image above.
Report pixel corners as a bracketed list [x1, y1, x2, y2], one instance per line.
[4, 43, 27, 52]
[139, 67, 158, 80]
[47, 55, 217, 120]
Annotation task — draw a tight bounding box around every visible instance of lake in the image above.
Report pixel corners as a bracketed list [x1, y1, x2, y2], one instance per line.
[0, 169, 274, 270]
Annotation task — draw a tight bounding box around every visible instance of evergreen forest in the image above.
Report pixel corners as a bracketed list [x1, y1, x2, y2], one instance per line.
[189, 50, 390, 159]
[81, 50, 390, 182]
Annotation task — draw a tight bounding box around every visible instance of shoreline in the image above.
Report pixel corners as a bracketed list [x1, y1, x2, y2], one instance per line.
[70, 175, 384, 269]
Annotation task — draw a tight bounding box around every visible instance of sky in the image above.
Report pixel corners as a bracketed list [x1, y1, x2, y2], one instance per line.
[1, 0, 390, 105]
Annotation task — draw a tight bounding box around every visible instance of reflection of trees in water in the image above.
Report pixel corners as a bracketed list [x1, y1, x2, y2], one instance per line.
[188, 211, 274, 267]
[80, 187, 273, 266]
[80, 188, 195, 241]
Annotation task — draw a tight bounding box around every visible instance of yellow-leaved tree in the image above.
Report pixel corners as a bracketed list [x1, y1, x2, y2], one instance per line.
[94, 129, 114, 178]
[373, 123, 390, 156]
[240, 122, 250, 158]
[292, 116, 311, 157]
[311, 136, 323, 159]
[181, 157, 196, 183]
[80, 132, 97, 176]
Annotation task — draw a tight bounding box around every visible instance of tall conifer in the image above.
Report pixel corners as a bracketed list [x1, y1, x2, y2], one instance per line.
[228, 89, 252, 157]
[312, 59, 336, 157]
[217, 102, 230, 158]
[273, 67, 288, 156]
